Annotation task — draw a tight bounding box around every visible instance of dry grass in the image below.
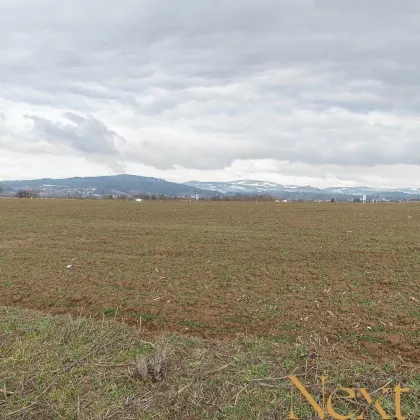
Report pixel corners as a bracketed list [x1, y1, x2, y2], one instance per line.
[1, 306, 419, 419]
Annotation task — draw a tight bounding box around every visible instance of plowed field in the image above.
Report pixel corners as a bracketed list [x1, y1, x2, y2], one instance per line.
[1, 199, 419, 362]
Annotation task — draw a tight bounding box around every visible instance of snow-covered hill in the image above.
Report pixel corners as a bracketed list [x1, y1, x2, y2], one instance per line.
[323, 186, 420, 196]
[185, 180, 420, 198]
[184, 180, 324, 194]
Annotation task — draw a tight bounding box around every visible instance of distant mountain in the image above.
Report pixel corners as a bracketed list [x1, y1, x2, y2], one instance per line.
[323, 186, 420, 196]
[1, 175, 214, 198]
[185, 180, 420, 200]
[185, 179, 322, 194]
[2, 175, 420, 201]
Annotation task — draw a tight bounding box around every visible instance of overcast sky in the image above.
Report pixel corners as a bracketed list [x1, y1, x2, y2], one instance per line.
[1, 0, 420, 187]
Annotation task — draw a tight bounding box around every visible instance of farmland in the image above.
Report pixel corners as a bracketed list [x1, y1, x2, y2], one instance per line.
[1, 199, 419, 363]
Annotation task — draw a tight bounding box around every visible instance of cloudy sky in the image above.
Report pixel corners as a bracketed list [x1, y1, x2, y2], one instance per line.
[1, 0, 420, 187]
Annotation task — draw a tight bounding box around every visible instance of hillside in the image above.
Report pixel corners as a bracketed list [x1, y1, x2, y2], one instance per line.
[2, 175, 420, 200]
[0, 175, 214, 198]
[185, 180, 420, 201]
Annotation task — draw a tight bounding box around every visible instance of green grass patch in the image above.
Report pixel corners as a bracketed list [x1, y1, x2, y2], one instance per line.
[1, 306, 419, 419]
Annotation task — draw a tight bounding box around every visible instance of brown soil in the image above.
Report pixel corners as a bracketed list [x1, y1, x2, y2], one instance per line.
[1, 199, 419, 362]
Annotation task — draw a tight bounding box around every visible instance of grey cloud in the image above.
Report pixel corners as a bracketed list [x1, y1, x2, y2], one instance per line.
[27, 113, 126, 172]
[29, 113, 123, 154]
[1, 0, 420, 176]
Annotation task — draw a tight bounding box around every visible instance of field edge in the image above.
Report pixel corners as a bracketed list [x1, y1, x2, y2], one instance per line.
[1, 306, 418, 419]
